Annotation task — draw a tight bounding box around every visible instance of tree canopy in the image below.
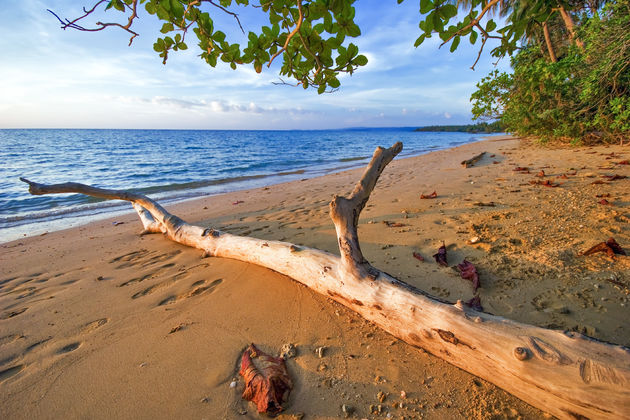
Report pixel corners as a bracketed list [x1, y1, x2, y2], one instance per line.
[51, 0, 629, 142]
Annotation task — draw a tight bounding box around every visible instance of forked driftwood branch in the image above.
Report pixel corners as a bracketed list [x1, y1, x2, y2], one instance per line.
[20, 143, 630, 420]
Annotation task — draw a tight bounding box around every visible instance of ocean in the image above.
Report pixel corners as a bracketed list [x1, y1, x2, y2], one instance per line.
[0, 128, 489, 243]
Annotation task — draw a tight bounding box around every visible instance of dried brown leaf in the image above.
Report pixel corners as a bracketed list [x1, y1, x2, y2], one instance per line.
[239, 343, 293, 415]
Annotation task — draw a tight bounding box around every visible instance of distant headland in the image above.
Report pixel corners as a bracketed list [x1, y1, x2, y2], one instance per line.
[414, 121, 504, 133]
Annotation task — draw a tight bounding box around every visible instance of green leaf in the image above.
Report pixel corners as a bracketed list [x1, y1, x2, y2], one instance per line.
[441, 4, 457, 19]
[160, 23, 174, 34]
[329, 77, 340, 88]
[420, 0, 433, 14]
[450, 35, 460, 52]
[414, 33, 427, 47]
[113, 0, 125, 12]
[347, 23, 361, 37]
[145, 2, 156, 14]
[347, 43, 358, 58]
[317, 84, 326, 94]
[354, 54, 368, 66]
[469, 30, 478, 44]
[170, 0, 185, 19]
[486, 19, 497, 32]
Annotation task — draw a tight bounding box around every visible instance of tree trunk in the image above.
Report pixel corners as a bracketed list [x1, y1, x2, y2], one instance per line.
[542, 21, 558, 63]
[558, 6, 585, 50]
[20, 143, 630, 420]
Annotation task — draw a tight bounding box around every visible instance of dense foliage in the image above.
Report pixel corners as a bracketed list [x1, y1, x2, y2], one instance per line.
[55, 0, 628, 142]
[470, 1, 629, 143]
[414, 121, 504, 133]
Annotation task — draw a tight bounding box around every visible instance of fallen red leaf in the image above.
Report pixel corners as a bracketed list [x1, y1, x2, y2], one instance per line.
[464, 295, 483, 312]
[582, 237, 626, 258]
[420, 191, 438, 199]
[598, 199, 611, 205]
[606, 237, 626, 255]
[513, 166, 530, 173]
[617, 160, 629, 165]
[536, 170, 545, 177]
[457, 259, 480, 292]
[412, 252, 425, 262]
[433, 242, 448, 267]
[239, 344, 293, 415]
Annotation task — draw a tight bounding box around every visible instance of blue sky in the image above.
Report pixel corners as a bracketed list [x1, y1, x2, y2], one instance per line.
[0, 0, 509, 130]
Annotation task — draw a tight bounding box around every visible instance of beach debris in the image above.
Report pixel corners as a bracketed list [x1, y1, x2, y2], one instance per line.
[112, 221, 124, 226]
[400, 390, 407, 399]
[581, 238, 626, 259]
[602, 174, 627, 181]
[513, 166, 530, 173]
[412, 251, 425, 262]
[457, 260, 480, 292]
[598, 199, 611, 205]
[377, 391, 387, 403]
[239, 343, 293, 416]
[596, 193, 611, 198]
[468, 236, 480, 244]
[341, 404, 355, 418]
[433, 242, 448, 266]
[461, 152, 486, 168]
[168, 323, 186, 334]
[473, 201, 495, 207]
[280, 343, 297, 360]
[230, 380, 238, 388]
[315, 346, 326, 358]
[529, 179, 559, 187]
[382, 220, 406, 228]
[617, 160, 629, 165]
[464, 295, 483, 312]
[232, 200, 244, 205]
[536, 170, 545, 177]
[420, 191, 438, 199]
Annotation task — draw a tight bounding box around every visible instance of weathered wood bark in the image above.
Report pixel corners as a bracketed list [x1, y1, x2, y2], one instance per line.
[20, 144, 630, 420]
[557, 6, 585, 50]
[542, 21, 558, 63]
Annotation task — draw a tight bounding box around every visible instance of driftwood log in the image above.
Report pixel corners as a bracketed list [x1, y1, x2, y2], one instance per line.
[20, 143, 630, 420]
[461, 151, 486, 167]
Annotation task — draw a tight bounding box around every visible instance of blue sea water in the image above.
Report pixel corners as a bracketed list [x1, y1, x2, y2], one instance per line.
[0, 128, 488, 243]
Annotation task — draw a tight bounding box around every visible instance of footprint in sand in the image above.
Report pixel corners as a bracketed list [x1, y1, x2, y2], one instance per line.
[118, 263, 179, 288]
[0, 307, 28, 320]
[24, 337, 53, 354]
[131, 271, 189, 300]
[110, 249, 181, 269]
[56, 342, 81, 354]
[80, 318, 109, 334]
[0, 334, 24, 347]
[158, 278, 223, 307]
[0, 364, 24, 382]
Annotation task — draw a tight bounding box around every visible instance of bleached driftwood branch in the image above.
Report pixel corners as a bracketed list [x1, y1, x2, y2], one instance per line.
[20, 143, 630, 420]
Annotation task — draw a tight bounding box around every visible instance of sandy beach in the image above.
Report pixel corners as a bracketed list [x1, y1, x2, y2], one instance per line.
[1, 136, 628, 419]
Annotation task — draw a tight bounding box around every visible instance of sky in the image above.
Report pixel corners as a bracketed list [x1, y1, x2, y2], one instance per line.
[0, 0, 510, 130]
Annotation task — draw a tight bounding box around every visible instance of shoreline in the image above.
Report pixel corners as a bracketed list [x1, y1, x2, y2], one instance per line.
[1, 133, 499, 244]
[1, 135, 628, 419]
